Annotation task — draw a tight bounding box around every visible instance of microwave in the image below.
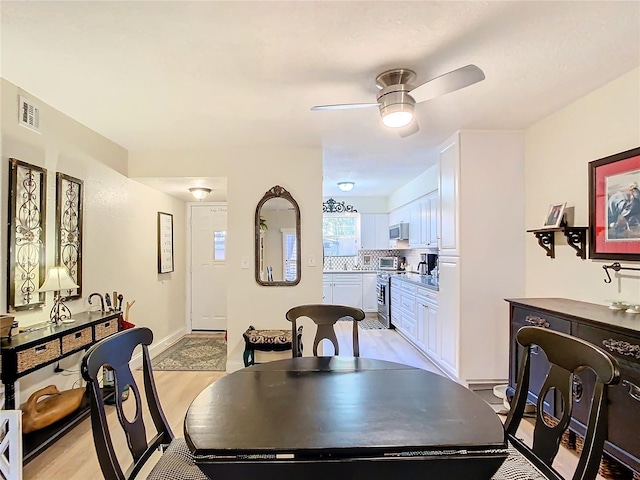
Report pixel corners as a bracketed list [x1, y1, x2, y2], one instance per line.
[379, 257, 399, 270]
[389, 223, 409, 240]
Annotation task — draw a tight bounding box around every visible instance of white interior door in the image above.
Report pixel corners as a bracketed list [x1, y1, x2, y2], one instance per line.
[191, 203, 227, 331]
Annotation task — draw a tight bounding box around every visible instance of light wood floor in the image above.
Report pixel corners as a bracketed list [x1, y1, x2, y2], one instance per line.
[23, 323, 595, 480]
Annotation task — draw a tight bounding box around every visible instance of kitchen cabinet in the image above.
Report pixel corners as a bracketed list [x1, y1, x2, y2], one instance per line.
[507, 298, 640, 475]
[360, 213, 389, 250]
[362, 273, 377, 312]
[416, 286, 438, 357]
[323, 272, 377, 312]
[408, 191, 439, 249]
[436, 130, 525, 386]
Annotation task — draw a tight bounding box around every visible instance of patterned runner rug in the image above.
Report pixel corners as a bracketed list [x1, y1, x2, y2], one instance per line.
[339, 317, 386, 330]
[151, 335, 226, 371]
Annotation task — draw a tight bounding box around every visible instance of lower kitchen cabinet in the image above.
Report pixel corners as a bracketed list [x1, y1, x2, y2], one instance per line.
[507, 298, 640, 475]
[323, 272, 377, 312]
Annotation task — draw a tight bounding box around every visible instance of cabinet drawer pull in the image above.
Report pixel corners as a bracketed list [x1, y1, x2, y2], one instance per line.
[602, 339, 640, 359]
[622, 380, 640, 402]
[525, 315, 550, 328]
[35, 345, 47, 353]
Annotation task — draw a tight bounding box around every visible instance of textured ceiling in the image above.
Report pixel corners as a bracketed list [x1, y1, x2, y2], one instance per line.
[1, 1, 639, 198]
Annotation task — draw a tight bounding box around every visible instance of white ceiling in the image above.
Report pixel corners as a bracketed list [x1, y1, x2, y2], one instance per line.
[1, 1, 639, 199]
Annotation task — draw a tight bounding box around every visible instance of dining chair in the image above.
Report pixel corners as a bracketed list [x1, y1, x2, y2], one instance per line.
[81, 327, 208, 480]
[286, 304, 365, 357]
[492, 326, 621, 480]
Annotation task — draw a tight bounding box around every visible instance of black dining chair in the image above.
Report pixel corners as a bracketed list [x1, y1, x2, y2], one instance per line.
[81, 327, 208, 480]
[286, 304, 365, 357]
[492, 326, 621, 480]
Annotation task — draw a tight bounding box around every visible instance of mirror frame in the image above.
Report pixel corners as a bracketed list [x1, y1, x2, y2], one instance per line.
[255, 185, 301, 286]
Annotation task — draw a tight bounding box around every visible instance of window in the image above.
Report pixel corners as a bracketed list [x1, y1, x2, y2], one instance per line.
[214, 231, 226, 260]
[323, 214, 359, 256]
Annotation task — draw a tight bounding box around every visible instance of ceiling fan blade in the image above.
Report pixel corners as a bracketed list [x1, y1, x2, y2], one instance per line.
[311, 103, 379, 111]
[409, 65, 485, 104]
[398, 120, 419, 138]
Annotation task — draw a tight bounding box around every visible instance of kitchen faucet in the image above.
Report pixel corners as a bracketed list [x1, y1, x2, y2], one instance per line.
[88, 293, 105, 312]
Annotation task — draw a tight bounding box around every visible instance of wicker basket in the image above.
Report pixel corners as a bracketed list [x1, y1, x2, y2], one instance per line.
[95, 319, 118, 341]
[17, 339, 60, 373]
[574, 429, 634, 479]
[61, 327, 92, 354]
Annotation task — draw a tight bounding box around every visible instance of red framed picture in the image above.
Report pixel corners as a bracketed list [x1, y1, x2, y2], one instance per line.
[589, 147, 640, 260]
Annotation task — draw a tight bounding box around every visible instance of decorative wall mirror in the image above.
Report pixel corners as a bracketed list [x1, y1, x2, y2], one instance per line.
[255, 185, 301, 286]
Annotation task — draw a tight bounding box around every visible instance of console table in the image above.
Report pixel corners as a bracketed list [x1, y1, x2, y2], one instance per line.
[506, 298, 640, 474]
[1, 310, 120, 462]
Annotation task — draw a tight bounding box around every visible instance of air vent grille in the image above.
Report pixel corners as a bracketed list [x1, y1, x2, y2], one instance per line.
[19, 95, 41, 133]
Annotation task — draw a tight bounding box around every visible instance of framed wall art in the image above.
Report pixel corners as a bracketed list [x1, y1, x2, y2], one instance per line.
[589, 146, 640, 260]
[56, 173, 83, 298]
[157, 212, 174, 273]
[7, 158, 47, 312]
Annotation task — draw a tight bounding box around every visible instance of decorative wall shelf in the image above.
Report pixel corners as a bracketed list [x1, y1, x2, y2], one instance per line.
[527, 226, 588, 259]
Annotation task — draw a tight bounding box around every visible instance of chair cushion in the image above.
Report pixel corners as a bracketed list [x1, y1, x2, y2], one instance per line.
[243, 325, 292, 345]
[146, 438, 209, 480]
[491, 443, 547, 480]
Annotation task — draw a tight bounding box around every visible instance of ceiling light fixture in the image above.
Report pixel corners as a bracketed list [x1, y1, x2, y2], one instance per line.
[377, 79, 416, 128]
[337, 182, 355, 192]
[189, 187, 212, 201]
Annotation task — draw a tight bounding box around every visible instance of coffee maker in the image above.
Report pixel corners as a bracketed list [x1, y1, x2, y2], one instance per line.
[417, 254, 428, 275]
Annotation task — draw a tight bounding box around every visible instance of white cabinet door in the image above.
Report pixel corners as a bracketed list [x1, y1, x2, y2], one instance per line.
[438, 256, 460, 376]
[323, 281, 333, 304]
[439, 137, 460, 255]
[428, 193, 439, 247]
[415, 300, 427, 351]
[332, 281, 363, 309]
[408, 201, 421, 247]
[426, 303, 439, 359]
[373, 213, 389, 249]
[362, 273, 377, 312]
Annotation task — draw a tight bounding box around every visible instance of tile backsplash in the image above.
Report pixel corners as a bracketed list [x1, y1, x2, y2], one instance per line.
[324, 250, 402, 271]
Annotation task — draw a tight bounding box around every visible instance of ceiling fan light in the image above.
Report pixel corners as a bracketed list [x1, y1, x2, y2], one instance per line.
[189, 187, 212, 201]
[337, 182, 355, 192]
[382, 111, 413, 128]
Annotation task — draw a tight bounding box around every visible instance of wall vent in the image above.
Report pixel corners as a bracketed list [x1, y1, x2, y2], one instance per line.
[18, 95, 41, 133]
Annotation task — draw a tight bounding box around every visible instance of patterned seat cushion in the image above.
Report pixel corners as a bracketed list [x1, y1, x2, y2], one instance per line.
[146, 438, 209, 480]
[243, 325, 292, 345]
[491, 443, 547, 480]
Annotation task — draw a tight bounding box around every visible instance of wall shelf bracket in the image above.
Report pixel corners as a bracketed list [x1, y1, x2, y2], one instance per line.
[562, 227, 588, 259]
[528, 229, 555, 258]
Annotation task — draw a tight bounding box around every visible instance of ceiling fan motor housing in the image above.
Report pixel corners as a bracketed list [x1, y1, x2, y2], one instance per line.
[375, 68, 417, 126]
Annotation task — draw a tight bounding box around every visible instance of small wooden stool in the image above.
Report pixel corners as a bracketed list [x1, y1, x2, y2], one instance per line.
[242, 325, 303, 367]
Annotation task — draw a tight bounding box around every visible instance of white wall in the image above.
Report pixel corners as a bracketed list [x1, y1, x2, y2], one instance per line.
[389, 164, 438, 211]
[128, 146, 324, 371]
[1, 78, 188, 399]
[524, 67, 640, 303]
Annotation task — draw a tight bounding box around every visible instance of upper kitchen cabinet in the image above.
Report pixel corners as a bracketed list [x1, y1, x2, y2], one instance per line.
[436, 130, 525, 386]
[408, 191, 439, 249]
[360, 213, 389, 250]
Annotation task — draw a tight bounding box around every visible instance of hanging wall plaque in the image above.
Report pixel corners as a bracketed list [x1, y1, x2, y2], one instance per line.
[7, 158, 47, 312]
[56, 173, 83, 298]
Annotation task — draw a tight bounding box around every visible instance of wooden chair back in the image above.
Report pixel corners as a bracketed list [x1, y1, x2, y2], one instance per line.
[505, 326, 621, 480]
[81, 327, 173, 480]
[286, 304, 365, 357]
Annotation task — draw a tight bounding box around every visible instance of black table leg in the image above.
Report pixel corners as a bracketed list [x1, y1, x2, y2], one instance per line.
[4, 382, 15, 409]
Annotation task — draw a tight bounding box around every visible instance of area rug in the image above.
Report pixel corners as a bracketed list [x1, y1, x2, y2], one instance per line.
[151, 335, 226, 371]
[339, 317, 386, 330]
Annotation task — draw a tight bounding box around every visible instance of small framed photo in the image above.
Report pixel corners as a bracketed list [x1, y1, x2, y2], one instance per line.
[157, 212, 174, 273]
[542, 202, 566, 229]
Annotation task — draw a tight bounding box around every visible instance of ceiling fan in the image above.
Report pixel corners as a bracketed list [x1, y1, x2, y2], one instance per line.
[311, 64, 485, 138]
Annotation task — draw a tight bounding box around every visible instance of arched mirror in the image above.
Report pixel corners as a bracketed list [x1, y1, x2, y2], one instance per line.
[255, 185, 301, 286]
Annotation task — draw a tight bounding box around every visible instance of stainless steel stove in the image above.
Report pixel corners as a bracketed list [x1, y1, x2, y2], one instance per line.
[376, 271, 391, 328]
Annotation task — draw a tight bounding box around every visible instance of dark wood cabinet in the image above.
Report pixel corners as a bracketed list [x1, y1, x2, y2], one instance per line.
[507, 298, 640, 474]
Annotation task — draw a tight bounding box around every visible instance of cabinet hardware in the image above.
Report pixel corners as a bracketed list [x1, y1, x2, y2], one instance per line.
[525, 315, 550, 328]
[622, 380, 640, 402]
[602, 338, 640, 359]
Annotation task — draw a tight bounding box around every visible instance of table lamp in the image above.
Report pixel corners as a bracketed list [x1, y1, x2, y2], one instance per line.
[39, 266, 79, 324]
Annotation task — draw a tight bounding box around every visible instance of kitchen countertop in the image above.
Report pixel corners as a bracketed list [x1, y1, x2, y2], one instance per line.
[322, 270, 378, 274]
[390, 272, 439, 290]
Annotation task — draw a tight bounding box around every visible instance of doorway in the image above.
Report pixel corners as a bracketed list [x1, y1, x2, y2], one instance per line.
[190, 203, 227, 331]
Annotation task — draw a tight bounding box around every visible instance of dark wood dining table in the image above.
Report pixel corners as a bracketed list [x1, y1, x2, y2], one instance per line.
[184, 356, 507, 480]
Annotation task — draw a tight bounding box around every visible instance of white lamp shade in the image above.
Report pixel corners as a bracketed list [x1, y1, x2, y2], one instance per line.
[189, 187, 212, 200]
[39, 267, 79, 292]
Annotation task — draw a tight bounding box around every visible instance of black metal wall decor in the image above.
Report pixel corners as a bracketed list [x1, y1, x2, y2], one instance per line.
[56, 173, 83, 298]
[322, 198, 358, 213]
[7, 158, 47, 312]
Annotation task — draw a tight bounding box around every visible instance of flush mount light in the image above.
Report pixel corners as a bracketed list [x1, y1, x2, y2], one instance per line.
[189, 187, 212, 201]
[337, 182, 355, 192]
